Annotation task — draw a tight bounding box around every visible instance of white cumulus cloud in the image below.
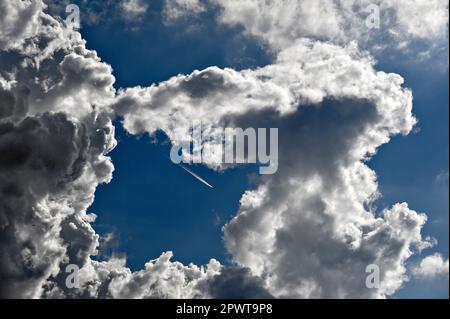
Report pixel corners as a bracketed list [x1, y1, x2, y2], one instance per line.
[413, 253, 449, 279]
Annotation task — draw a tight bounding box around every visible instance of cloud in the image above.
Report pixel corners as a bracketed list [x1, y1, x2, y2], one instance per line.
[120, 0, 149, 20]
[44, 252, 222, 299]
[0, 107, 116, 297]
[413, 253, 449, 279]
[163, 0, 206, 24]
[162, 0, 448, 63]
[0, 0, 118, 298]
[211, 0, 448, 49]
[207, 266, 273, 298]
[391, 0, 449, 38]
[221, 107, 430, 298]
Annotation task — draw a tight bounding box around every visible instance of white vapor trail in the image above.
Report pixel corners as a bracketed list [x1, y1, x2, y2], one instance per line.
[179, 164, 214, 189]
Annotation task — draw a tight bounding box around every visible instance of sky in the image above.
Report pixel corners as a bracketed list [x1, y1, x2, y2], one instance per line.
[0, 0, 448, 299]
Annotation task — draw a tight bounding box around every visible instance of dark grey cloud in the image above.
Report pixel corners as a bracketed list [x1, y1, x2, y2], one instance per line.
[0, 112, 87, 298]
[207, 267, 273, 299]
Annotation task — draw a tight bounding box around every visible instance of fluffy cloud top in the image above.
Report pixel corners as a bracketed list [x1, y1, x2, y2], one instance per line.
[413, 253, 449, 279]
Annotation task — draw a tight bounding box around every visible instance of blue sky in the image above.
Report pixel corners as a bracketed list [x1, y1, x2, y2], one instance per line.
[78, 1, 449, 298]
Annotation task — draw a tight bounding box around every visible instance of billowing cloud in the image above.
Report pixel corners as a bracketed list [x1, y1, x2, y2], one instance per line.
[42, 252, 222, 298]
[0, 0, 114, 298]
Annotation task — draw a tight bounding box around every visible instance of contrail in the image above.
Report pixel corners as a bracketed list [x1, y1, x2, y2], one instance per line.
[179, 164, 214, 189]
